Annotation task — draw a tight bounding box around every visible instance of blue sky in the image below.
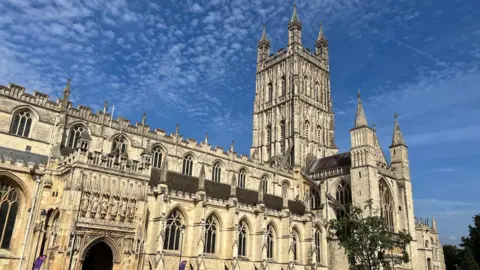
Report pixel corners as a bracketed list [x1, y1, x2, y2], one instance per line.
[1, 0, 479, 246]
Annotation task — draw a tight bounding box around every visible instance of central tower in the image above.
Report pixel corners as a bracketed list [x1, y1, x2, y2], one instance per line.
[250, 5, 338, 168]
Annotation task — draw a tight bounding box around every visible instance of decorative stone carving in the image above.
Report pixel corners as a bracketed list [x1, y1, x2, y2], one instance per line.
[80, 192, 90, 217]
[100, 195, 109, 219]
[90, 195, 99, 217]
[109, 197, 119, 221]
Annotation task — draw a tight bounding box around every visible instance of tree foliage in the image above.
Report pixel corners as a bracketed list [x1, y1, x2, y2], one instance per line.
[461, 214, 480, 265]
[443, 245, 460, 270]
[328, 200, 412, 270]
[460, 246, 480, 270]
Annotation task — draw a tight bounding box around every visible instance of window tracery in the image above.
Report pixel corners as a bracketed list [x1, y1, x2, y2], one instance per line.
[310, 189, 321, 209]
[0, 180, 20, 249]
[335, 180, 352, 219]
[314, 227, 321, 263]
[238, 169, 246, 188]
[281, 76, 286, 96]
[182, 154, 194, 176]
[262, 176, 268, 193]
[152, 146, 163, 168]
[163, 209, 184, 250]
[379, 179, 395, 231]
[10, 110, 32, 137]
[267, 225, 274, 259]
[67, 125, 86, 148]
[212, 162, 221, 182]
[268, 83, 273, 102]
[204, 215, 217, 254]
[238, 220, 248, 256]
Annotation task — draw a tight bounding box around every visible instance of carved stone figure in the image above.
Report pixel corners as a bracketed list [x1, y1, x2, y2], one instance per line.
[127, 200, 136, 222]
[90, 195, 99, 217]
[110, 197, 119, 220]
[80, 193, 89, 217]
[100, 196, 109, 219]
[120, 199, 127, 220]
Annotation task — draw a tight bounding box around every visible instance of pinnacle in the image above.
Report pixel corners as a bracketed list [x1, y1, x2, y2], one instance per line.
[391, 113, 406, 146]
[317, 22, 325, 40]
[291, 4, 299, 22]
[64, 78, 71, 93]
[260, 24, 268, 42]
[354, 90, 368, 128]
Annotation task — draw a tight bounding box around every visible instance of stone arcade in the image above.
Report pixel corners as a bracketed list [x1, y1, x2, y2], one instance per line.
[0, 5, 445, 270]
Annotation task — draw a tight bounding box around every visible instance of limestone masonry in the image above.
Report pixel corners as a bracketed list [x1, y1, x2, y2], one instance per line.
[0, 5, 445, 270]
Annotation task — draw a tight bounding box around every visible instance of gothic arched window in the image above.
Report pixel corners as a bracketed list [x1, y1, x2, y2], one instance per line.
[304, 121, 310, 140]
[67, 124, 86, 148]
[0, 180, 20, 249]
[427, 258, 432, 270]
[49, 212, 60, 248]
[314, 227, 322, 263]
[335, 180, 352, 219]
[262, 176, 268, 193]
[182, 154, 194, 176]
[280, 120, 286, 154]
[281, 76, 286, 96]
[152, 146, 163, 168]
[310, 189, 321, 209]
[266, 125, 272, 159]
[316, 125, 322, 144]
[204, 215, 217, 254]
[292, 229, 299, 261]
[212, 162, 221, 182]
[111, 135, 127, 157]
[10, 110, 32, 137]
[268, 83, 273, 102]
[379, 179, 394, 231]
[267, 225, 275, 259]
[238, 220, 248, 256]
[163, 209, 184, 250]
[238, 169, 246, 188]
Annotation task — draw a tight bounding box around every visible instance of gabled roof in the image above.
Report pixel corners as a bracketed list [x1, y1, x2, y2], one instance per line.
[305, 152, 351, 174]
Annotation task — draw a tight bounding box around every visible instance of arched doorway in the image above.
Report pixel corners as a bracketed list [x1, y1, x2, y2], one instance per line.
[82, 241, 113, 270]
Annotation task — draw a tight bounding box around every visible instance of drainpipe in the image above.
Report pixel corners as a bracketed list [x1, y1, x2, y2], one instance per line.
[18, 173, 42, 270]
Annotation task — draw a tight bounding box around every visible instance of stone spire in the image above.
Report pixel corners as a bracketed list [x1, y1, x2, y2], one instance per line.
[291, 3, 299, 22]
[260, 24, 269, 42]
[432, 215, 437, 232]
[317, 22, 325, 41]
[391, 113, 406, 146]
[141, 112, 146, 125]
[61, 78, 71, 109]
[354, 90, 368, 128]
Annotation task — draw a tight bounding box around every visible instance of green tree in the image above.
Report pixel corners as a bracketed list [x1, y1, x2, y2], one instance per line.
[328, 200, 412, 270]
[443, 245, 460, 270]
[461, 214, 480, 265]
[460, 246, 480, 270]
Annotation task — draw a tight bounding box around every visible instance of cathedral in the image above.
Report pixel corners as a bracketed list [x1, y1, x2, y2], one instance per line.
[0, 5, 445, 270]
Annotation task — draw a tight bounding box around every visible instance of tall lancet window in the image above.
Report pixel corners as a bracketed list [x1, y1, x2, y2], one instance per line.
[204, 215, 217, 254]
[212, 162, 221, 182]
[314, 227, 322, 263]
[379, 179, 395, 231]
[266, 225, 275, 259]
[163, 209, 184, 250]
[10, 110, 32, 137]
[261, 176, 268, 194]
[292, 229, 299, 261]
[304, 121, 310, 140]
[280, 120, 286, 154]
[0, 180, 20, 249]
[238, 169, 246, 188]
[268, 83, 273, 102]
[67, 124, 86, 148]
[152, 146, 163, 168]
[310, 189, 321, 209]
[238, 220, 248, 257]
[266, 125, 272, 159]
[335, 180, 352, 219]
[182, 154, 194, 176]
[315, 83, 320, 101]
[316, 125, 322, 144]
[281, 76, 286, 96]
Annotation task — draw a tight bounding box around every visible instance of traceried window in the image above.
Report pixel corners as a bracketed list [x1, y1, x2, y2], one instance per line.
[67, 125, 86, 148]
[314, 228, 321, 263]
[310, 189, 321, 209]
[262, 176, 268, 193]
[49, 213, 60, 247]
[379, 179, 394, 231]
[335, 180, 352, 219]
[212, 162, 221, 182]
[292, 230, 299, 261]
[238, 220, 248, 256]
[204, 215, 217, 254]
[280, 120, 286, 154]
[111, 135, 127, 157]
[304, 121, 310, 140]
[315, 83, 320, 101]
[0, 180, 20, 249]
[281, 76, 286, 96]
[303, 76, 309, 95]
[238, 169, 246, 188]
[10, 110, 32, 137]
[268, 83, 273, 102]
[152, 146, 163, 168]
[182, 154, 194, 176]
[266, 125, 272, 159]
[316, 125, 322, 144]
[163, 209, 184, 250]
[267, 225, 274, 259]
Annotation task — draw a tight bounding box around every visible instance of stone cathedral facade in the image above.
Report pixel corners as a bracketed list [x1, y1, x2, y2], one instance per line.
[0, 6, 445, 270]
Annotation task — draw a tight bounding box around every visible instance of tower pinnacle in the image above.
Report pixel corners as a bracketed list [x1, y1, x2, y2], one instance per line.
[317, 22, 325, 40]
[354, 90, 368, 128]
[391, 113, 406, 146]
[291, 4, 299, 22]
[260, 24, 268, 42]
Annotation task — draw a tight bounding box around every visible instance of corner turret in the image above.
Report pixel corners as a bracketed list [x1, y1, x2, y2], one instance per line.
[315, 23, 329, 65]
[288, 4, 302, 51]
[389, 113, 410, 181]
[257, 24, 271, 69]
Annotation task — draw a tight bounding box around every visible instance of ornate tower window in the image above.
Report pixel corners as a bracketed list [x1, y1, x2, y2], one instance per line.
[335, 180, 352, 219]
[152, 146, 163, 168]
[212, 162, 221, 182]
[379, 179, 394, 231]
[280, 120, 286, 154]
[310, 189, 321, 209]
[10, 110, 32, 137]
[67, 125, 86, 148]
[111, 135, 127, 158]
[268, 83, 273, 102]
[314, 227, 322, 263]
[316, 125, 322, 144]
[292, 229, 299, 261]
[304, 121, 310, 140]
[266, 125, 272, 159]
[204, 215, 217, 254]
[267, 225, 275, 259]
[238, 220, 248, 256]
[163, 209, 184, 250]
[182, 154, 194, 176]
[281, 76, 286, 96]
[262, 175, 268, 193]
[0, 180, 20, 249]
[238, 169, 246, 188]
